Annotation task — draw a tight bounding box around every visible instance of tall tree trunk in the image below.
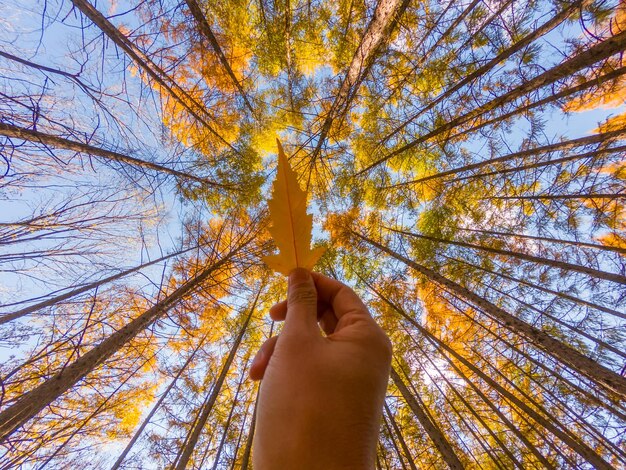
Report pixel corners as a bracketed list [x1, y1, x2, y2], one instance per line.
[240, 324, 272, 469]
[360, 28, 626, 174]
[483, 278, 625, 360]
[386, 0, 483, 101]
[485, 282, 625, 359]
[447, 139, 626, 195]
[386, 128, 626, 188]
[487, 193, 625, 201]
[450, 146, 626, 185]
[462, 301, 626, 461]
[379, 288, 611, 469]
[383, 403, 418, 470]
[380, 0, 583, 144]
[309, 0, 411, 161]
[386, 227, 626, 285]
[408, 349, 512, 469]
[359, 274, 542, 469]
[210, 364, 247, 470]
[441, 257, 626, 420]
[381, 411, 408, 470]
[183, 0, 254, 113]
[0, 243, 244, 441]
[390, 367, 465, 469]
[70, 0, 238, 154]
[453, 226, 626, 256]
[110, 333, 209, 470]
[35, 352, 155, 470]
[239, 388, 259, 470]
[442, 254, 626, 320]
[410, 345, 525, 469]
[449, 66, 626, 143]
[172, 291, 258, 470]
[425, 330, 613, 470]
[444, 296, 625, 459]
[2, 245, 199, 325]
[353, 231, 626, 399]
[0, 353, 154, 470]
[0, 123, 224, 186]
[227, 398, 252, 470]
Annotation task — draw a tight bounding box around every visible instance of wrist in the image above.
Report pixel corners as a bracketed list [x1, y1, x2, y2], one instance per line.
[254, 404, 381, 470]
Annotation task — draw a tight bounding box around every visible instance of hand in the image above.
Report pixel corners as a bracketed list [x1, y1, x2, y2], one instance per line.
[250, 268, 392, 470]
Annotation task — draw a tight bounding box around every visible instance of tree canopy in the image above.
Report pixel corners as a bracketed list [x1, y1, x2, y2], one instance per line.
[0, 0, 625, 467]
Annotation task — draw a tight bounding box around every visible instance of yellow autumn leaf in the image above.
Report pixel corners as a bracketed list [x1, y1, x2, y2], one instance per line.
[263, 140, 325, 275]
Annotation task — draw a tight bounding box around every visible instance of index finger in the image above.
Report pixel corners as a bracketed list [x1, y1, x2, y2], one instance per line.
[310, 272, 370, 320]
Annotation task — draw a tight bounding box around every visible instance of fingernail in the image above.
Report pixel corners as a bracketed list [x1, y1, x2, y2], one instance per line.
[289, 268, 310, 286]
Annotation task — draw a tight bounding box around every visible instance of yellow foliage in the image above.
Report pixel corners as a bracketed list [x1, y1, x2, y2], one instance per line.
[563, 2, 626, 116]
[595, 232, 626, 252]
[594, 113, 626, 134]
[198, 41, 251, 92]
[584, 199, 625, 231]
[419, 283, 454, 335]
[324, 208, 360, 247]
[599, 159, 626, 179]
[252, 120, 288, 157]
[615, 0, 626, 33]
[564, 75, 626, 112]
[418, 282, 482, 378]
[294, 36, 326, 77]
[110, 383, 158, 438]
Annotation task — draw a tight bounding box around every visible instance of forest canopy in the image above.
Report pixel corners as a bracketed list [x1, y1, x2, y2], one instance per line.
[0, 0, 625, 468]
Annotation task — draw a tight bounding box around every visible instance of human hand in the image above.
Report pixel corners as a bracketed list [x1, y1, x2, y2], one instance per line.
[250, 268, 392, 470]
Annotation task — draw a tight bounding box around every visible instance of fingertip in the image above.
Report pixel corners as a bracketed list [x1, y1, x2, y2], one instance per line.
[288, 268, 312, 288]
[249, 361, 263, 381]
[248, 335, 279, 381]
[248, 347, 265, 380]
[269, 300, 287, 321]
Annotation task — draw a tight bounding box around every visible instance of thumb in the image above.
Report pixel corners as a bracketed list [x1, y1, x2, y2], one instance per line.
[283, 268, 318, 335]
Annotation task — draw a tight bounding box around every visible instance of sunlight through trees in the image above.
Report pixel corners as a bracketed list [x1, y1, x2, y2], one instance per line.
[0, 0, 624, 467]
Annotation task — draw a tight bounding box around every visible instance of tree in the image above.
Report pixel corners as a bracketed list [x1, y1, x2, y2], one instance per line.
[1, 0, 625, 467]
